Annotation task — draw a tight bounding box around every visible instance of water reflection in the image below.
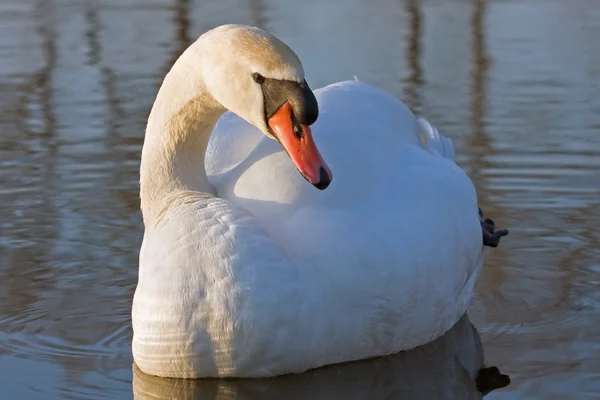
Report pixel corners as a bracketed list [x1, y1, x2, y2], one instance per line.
[402, 0, 423, 114]
[132, 315, 509, 400]
[172, 0, 192, 66]
[1, 0, 600, 398]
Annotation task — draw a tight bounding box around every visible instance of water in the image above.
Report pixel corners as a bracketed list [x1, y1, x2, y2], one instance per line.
[1, 0, 599, 398]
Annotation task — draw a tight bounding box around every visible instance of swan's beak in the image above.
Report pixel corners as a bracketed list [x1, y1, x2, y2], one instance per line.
[268, 102, 333, 190]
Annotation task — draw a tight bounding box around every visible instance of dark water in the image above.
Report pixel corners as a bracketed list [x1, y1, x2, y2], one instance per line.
[1, 0, 599, 398]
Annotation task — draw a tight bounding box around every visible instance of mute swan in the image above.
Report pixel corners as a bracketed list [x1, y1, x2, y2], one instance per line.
[132, 24, 507, 379]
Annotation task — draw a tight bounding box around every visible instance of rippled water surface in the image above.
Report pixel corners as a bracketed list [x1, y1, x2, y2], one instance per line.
[1, 0, 600, 398]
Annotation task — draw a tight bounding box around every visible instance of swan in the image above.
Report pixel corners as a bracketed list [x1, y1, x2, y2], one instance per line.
[132, 24, 507, 379]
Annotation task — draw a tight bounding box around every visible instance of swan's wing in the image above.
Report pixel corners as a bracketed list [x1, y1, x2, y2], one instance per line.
[416, 117, 456, 161]
[206, 111, 263, 178]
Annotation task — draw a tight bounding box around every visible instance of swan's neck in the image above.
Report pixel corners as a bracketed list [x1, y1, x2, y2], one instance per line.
[139, 57, 225, 226]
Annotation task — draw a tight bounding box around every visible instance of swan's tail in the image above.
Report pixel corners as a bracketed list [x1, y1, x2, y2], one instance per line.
[417, 117, 456, 162]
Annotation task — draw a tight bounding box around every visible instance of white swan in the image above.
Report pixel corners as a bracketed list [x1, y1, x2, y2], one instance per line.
[132, 24, 485, 379]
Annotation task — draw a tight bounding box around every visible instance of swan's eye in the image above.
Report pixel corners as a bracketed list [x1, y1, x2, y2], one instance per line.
[293, 123, 303, 140]
[252, 72, 265, 85]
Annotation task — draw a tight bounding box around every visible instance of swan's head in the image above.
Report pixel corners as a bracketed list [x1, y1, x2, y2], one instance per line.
[198, 25, 332, 190]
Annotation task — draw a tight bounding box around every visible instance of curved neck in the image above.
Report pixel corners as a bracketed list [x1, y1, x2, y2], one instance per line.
[139, 55, 226, 227]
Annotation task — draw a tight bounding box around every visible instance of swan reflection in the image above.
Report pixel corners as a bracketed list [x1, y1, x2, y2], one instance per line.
[132, 315, 509, 399]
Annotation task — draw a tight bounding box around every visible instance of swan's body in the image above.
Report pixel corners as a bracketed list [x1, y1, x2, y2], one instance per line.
[132, 25, 483, 378]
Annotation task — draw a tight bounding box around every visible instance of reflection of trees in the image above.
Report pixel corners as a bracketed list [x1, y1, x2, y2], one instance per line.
[173, 0, 191, 61]
[1, 0, 151, 392]
[161, 0, 192, 93]
[467, 0, 508, 296]
[402, 0, 423, 114]
[248, 0, 267, 29]
[468, 0, 490, 193]
[84, 3, 100, 66]
[0, 0, 58, 332]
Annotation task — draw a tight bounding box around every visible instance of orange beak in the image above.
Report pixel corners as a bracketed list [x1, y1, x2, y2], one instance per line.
[267, 102, 333, 190]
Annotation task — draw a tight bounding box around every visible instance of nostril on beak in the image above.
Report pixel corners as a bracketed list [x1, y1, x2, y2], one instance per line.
[313, 166, 332, 190]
